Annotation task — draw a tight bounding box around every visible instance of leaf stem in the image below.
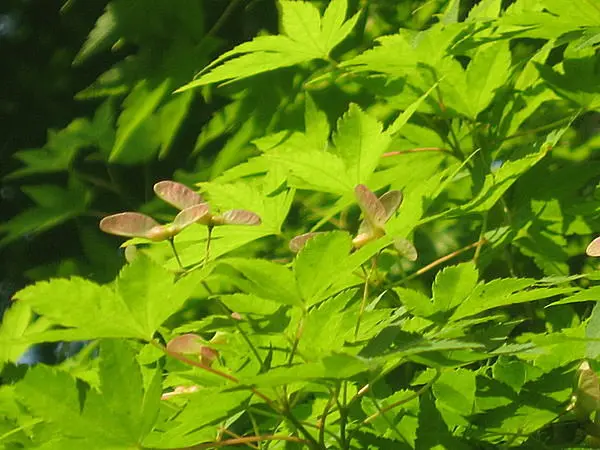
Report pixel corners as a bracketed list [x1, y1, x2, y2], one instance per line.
[287, 312, 305, 366]
[204, 225, 213, 268]
[281, 394, 321, 449]
[354, 258, 376, 338]
[217, 427, 260, 449]
[319, 387, 338, 447]
[0, 418, 44, 443]
[473, 213, 488, 263]
[338, 381, 348, 449]
[168, 238, 184, 270]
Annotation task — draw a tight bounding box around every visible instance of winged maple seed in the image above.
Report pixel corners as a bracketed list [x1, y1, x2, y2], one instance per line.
[289, 231, 327, 253]
[167, 333, 220, 366]
[289, 184, 417, 261]
[100, 180, 262, 242]
[99, 204, 210, 242]
[153, 180, 262, 227]
[586, 236, 600, 257]
[571, 361, 600, 419]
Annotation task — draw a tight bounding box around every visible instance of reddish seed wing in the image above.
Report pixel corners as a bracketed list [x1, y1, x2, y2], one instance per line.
[393, 237, 418, 261]
[379, 190, 403, 222]
[99, 212, 159, 238]
[575, 361, 600, 417]
[289, 232, 325, 253]
[220, 209, 262, 226]
[357, 218, 372, 236]
[586, 236, 600, 257]
[153, 180, 204, 210]
[173, 204, 211, 230]
[354, 184, 386, 229]
[167, 334, 204, 354]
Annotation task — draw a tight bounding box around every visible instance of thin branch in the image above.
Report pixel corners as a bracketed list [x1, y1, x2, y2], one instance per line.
[168, 238, 184, 270]
[281, 394, 321, 449]
[319, 387, 338, 447]
[382, 147, 449, 157]
[174, 434, 310, 450]
[218, 427, 260, 449]
[151, 340, 276, 408]
[394, 239, 486, 287]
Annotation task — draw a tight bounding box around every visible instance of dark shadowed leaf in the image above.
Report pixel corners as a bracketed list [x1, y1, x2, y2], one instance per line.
[289, 231, 326, 253]
[219, 209, 262, 225]
[153, 180, 204, 210]
[587, 236, 600, 257]
[99, 212, 159, 238]
[355, 184, 386, 229]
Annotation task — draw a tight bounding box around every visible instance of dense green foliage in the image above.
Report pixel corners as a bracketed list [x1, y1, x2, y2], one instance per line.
[1, 0, 600, 448]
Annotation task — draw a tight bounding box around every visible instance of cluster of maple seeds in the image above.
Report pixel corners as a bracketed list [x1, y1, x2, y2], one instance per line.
[290, 184, 417, 261]
[99, 180, 262, 242]
[99, 181, 417, 400]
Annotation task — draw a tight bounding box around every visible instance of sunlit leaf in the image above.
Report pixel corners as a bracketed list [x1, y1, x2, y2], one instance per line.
[333, 104, 391, 184]
[432, 262, 478, 312]
[294, 232, 354, 306]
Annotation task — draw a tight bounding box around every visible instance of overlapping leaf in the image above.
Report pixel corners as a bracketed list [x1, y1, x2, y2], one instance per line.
[176, 0, 359, 90]
[15, 341, 160, 449]
[7, 254, 206, 343]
